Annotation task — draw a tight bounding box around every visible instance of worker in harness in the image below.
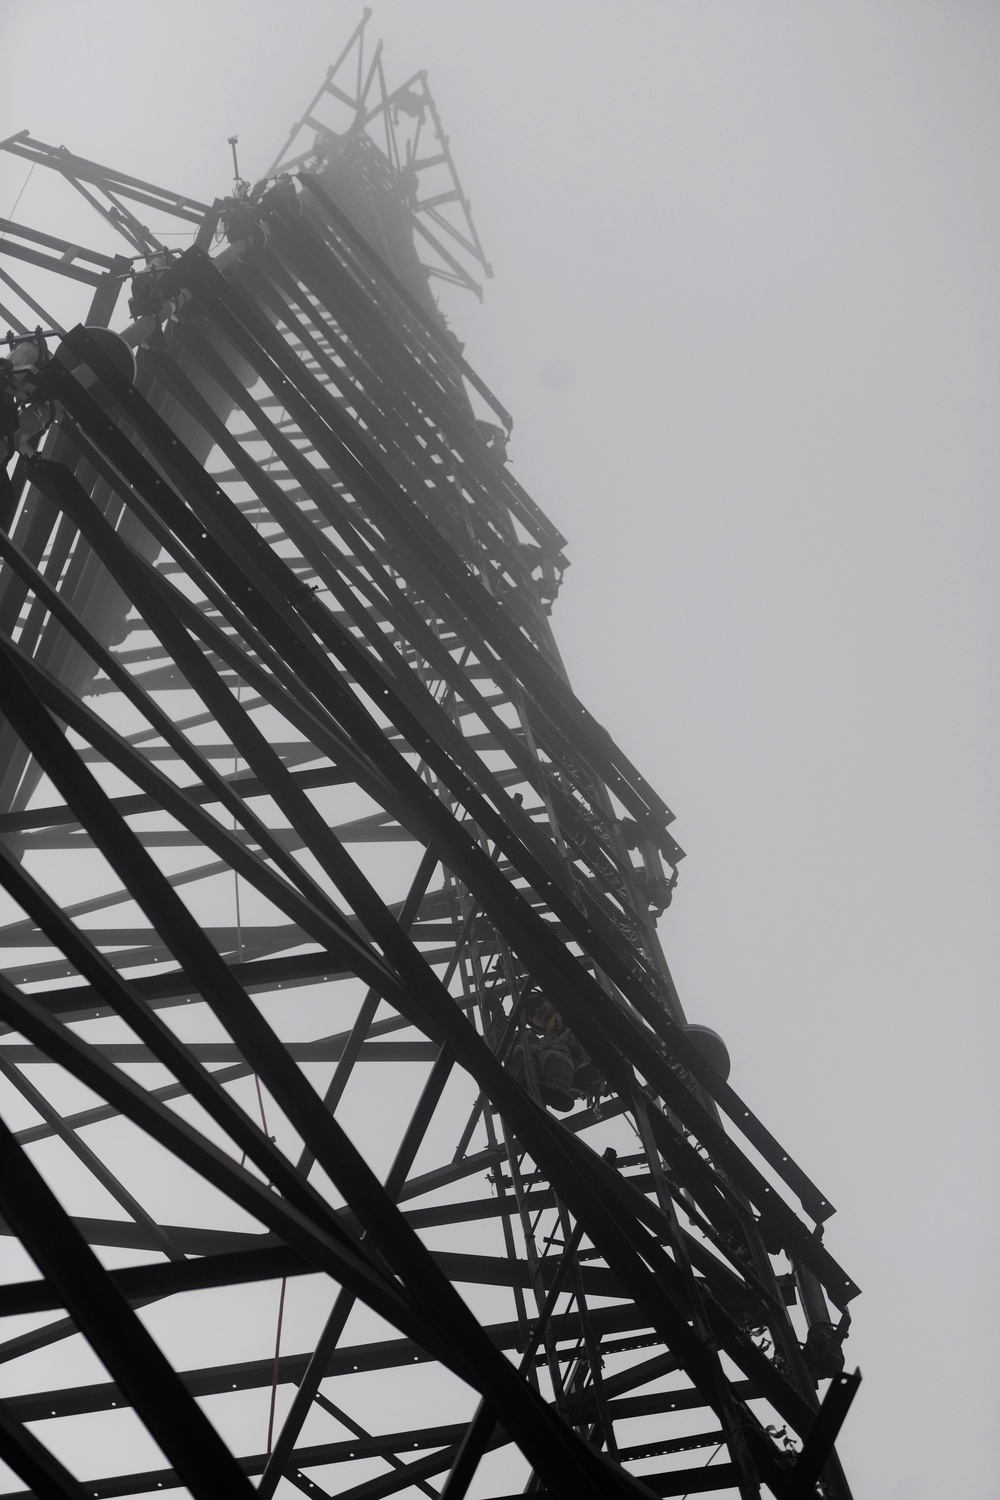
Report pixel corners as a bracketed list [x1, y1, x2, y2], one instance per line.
[507, 995, 603, 1112]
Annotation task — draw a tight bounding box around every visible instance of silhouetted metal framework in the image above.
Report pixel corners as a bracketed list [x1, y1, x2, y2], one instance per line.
[0, 32, 858, 1500]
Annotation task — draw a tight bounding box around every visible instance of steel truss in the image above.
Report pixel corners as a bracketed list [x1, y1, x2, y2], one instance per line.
[0, 44, 859, 1500]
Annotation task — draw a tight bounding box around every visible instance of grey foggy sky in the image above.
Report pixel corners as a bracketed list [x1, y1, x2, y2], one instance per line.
[3, 3, 999, 1497]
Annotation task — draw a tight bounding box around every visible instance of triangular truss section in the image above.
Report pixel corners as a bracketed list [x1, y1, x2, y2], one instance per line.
[265, 9, 492, 297]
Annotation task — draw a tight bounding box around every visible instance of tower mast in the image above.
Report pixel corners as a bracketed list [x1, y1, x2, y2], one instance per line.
[0, 26, 858, 1500]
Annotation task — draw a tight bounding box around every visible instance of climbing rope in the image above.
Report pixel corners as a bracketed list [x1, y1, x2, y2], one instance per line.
[225, 445, 287, 1453]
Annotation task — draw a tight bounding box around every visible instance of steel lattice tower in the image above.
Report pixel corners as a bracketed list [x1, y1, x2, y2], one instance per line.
[0, 23, 858, 1500]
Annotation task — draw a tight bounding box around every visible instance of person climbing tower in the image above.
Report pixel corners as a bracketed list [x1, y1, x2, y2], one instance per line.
[507, 994, 603, 1112]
